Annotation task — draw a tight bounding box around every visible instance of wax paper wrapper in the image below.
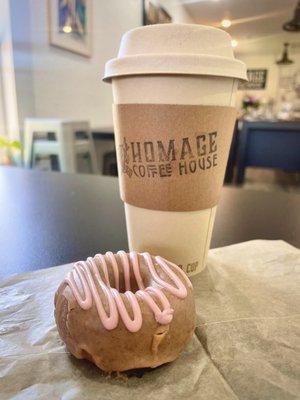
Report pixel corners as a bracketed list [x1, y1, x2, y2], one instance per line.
[0, 240, 299, 399]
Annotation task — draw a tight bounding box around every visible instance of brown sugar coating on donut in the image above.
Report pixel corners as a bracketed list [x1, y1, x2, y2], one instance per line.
[54, 251, 195, 372]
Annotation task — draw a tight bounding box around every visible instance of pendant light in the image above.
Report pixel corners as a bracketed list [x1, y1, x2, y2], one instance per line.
[283, 0, 300, 32]
[276, 43, 294, 65]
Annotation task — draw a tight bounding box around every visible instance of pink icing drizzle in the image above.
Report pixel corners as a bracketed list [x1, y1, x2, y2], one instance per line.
[64, 251, 192, 332]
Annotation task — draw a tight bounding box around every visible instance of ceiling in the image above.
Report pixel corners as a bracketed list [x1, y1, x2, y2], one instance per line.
[179, 0, 299, 49]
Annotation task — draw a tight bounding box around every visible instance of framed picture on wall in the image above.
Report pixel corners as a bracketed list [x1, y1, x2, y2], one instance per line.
[48, 0, 92, 57]
[143, 1, 172, 25]
[238, 69, 268, 90]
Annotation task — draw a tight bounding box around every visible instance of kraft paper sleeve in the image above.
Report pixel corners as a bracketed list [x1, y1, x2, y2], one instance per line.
[113, 104, 237, 212]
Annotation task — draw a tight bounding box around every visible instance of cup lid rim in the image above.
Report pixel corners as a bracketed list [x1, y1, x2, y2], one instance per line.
[103, 53, 247, 83]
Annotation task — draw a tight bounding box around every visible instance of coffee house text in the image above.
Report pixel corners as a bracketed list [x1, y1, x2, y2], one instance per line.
[121, 132, 219, 178]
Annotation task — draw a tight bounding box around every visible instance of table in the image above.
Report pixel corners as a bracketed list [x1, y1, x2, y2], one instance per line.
[0, 166, 299, 278]
[2, 240, 299, 399]
[237, 120, 300, 184]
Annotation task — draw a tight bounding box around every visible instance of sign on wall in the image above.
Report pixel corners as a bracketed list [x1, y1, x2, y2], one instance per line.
[239, 69, 268, 90]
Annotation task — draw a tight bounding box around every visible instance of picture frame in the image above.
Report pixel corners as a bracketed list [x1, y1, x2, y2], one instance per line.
[238, 69, 268, 90]
[48, 0, 92, 58]
[143, 1, 172, 25]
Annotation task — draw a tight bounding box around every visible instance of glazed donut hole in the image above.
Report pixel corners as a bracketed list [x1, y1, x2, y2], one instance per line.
[94, 252, 154, 293]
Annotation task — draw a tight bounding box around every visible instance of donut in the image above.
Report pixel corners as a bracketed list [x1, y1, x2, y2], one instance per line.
[54, 251, 195, 372]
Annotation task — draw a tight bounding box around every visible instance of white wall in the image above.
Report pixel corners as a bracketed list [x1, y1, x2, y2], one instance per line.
[11, 0, 299, 129]
[6, 0, 193, 136]
[10, 0, 35, 131]
[235, 33, 300, 106]
[26, 0, 141, 129]
[0, 0, 20, 139]
[148, 4, 300, 108]
[0, 41, 7, 137]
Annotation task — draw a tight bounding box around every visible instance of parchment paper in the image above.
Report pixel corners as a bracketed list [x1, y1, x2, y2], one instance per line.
[0, 240, 299, 400]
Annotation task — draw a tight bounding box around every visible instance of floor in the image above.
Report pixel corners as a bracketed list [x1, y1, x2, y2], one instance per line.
[242, 168, 300, 194]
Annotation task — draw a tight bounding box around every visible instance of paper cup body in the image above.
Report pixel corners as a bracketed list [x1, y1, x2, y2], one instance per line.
[104, 24, 246, 276]
[112, 75, 237, 276]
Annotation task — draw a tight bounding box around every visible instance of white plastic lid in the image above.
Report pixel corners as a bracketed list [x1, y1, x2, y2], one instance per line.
[103, 24, 247, 82]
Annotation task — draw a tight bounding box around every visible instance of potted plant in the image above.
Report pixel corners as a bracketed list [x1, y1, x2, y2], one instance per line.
[242, 94, 260, 113]
[0, 135, 22, 166]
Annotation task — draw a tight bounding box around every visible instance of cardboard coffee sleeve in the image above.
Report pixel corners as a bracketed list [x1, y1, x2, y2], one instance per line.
[114, 104, 237, 212]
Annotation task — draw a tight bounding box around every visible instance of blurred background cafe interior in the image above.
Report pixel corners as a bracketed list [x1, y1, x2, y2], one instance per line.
[0, 0, 299, 275]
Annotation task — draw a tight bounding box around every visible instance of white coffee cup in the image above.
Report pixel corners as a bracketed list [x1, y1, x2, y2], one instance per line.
[104, 24, 246, 276]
